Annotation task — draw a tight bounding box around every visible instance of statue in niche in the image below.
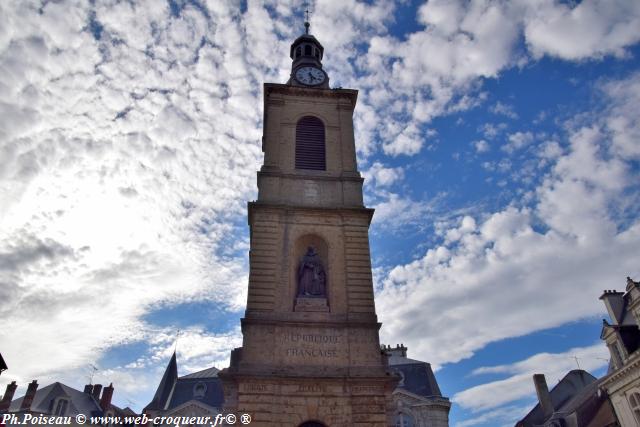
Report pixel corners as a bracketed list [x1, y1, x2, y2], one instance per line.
[297, 246, 326, 297]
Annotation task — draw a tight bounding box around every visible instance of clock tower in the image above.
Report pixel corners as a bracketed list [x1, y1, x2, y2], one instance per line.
[219, 20, 398, 427]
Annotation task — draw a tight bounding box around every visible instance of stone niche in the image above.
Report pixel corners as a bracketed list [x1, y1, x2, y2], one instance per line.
[292, 234, 329, 312]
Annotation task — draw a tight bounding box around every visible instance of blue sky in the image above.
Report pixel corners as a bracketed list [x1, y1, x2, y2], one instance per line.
[1, 1, 640, 426]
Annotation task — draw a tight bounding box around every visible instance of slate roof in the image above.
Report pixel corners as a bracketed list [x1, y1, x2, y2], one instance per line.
[167, 376, 223, 410]
[180, 367, 219, 379]
[0, 353, 7, 372]
[388, 353, 443, 398]
[144, 355, 224, 412]
[9, 382, 102, 415]
[515, 370, 607, 427]
[144, 352, 178, 412]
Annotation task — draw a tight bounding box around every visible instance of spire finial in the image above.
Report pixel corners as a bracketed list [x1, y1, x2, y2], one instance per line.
[174, 328, 181, 353]
[304, 7, 311, 34]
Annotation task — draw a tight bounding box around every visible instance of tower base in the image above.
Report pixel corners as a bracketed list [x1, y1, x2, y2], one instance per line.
[220, 372, 397, 427]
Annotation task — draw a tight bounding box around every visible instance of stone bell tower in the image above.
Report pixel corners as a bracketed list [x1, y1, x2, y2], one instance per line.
[219, 19, 397, 427]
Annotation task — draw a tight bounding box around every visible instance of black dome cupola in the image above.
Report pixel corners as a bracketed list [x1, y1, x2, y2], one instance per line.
[288, 18, 329, 88]
[290, 24, 324, 69]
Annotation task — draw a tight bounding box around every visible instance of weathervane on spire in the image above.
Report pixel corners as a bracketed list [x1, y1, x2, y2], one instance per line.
[174, 328, 181, 353]
[304, 6, 311, 34]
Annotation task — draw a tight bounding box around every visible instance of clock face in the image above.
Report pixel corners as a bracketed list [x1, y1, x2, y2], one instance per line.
[295, 66, 326, 86]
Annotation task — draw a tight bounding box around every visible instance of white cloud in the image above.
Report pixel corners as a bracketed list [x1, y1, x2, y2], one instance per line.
[473, 139, 490, 153]
[144, 327, 242, 374]
[341, 0, 640, 160]
[455, 404, 532, 427]
[479, 122, 508, 140]
[376, 71, 640, 369]
[445, 216, 477, 244]
[362, 162, 404, 187]
[454, 343, 608, 411]
[602, 73, 640, 159]
[523, 0, 640, 60]
[490, 101, 519, 119]
[503, 131, 535, 153]
[370, 191, 440, 231]
[538, 140, 563, 160]
[0, 0, 271, 390]
[383, 123, 424, 156]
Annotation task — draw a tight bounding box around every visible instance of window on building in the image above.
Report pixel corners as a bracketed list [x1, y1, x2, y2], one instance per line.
[296, 46, 301, 58]
[54, 399, 69, 416]
[609, 343, 624, 368]
[397, 370, 405, 387]
[305, 45, 312, 55]
[295, 116, 326, 171]
[394, 412, 414, 427]
[193, 382, 207, 398]
[613, 342, 625, 366]
[629, 392, 640, 423]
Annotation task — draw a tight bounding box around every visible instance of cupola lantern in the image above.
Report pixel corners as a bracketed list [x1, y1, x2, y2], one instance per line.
[287, 20, 329, 88]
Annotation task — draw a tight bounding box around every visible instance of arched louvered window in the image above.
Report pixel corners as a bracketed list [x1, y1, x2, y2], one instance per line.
[295, 116, 325, 170]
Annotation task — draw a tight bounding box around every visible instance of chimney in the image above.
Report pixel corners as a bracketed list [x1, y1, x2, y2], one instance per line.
[0, 381, 18, 411]
[533, 374, 554, 419]
[100, 383, 114, 412]
[83, 384, 93, 394]
[20, 380, 38, 411]
[92, 384, 102, 400]
[599, 290, 625, 325]
[382, 344, 408, 358]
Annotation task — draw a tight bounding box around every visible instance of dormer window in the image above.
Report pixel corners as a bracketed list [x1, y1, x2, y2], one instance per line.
[193, 382, 207, 398]
[610, 342, 625, 368]
[397, 370, 405, 387]
[54, 398, 69, 416]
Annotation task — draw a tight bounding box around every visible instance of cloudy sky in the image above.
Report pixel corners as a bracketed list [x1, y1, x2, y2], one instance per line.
[1, 0, 640, 425]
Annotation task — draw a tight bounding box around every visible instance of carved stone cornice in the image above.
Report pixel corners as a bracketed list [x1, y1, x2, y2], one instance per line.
[601, 350, 640, 391]
[264, 83, 358, 106]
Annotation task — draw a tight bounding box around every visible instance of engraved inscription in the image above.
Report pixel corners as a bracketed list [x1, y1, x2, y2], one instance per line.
[283, 333, 338, 343]
[297, 384, 326, 393]
[286, 348, 337, 358]
[351, 385, 382, 394]
[281, 332, 341, 359]
[241, 383, 269, 393]
[303, 181, 319, 201]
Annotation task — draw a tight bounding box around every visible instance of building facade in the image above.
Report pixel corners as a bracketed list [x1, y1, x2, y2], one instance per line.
[384, 345, 450, 427]
[599, 276, 640, 426]
[515, 275, 640, 427]
[217, 22, 399, 427]
[0, 380, 134, 426]
[143, 352, 223, 425]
